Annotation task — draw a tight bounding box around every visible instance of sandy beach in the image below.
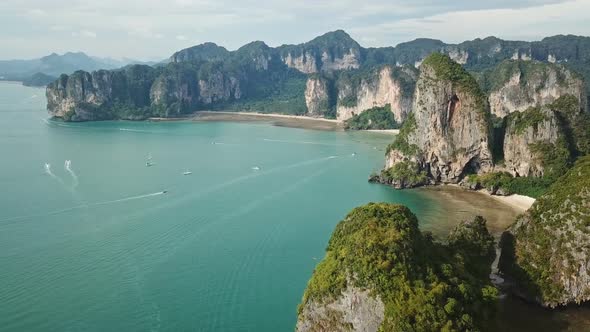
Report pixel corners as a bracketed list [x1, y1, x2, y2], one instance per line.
[415, 185, 535, 236]
[189, 111, 343, 131]
[481, 190, 536, 212]
[365, 129, 400, 135]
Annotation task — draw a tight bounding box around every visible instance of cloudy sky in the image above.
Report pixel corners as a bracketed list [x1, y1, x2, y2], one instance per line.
[1, 0, 589, 60]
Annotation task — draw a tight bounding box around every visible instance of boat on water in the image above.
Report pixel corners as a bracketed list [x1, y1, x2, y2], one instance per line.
[183, 169, 192, 175]
[252, 166, 261, 171]
[146, 153, 155, 167]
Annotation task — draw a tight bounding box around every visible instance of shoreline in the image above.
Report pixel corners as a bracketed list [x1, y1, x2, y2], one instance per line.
[150, 111, 401, 133]
[479, 190, 536, 212]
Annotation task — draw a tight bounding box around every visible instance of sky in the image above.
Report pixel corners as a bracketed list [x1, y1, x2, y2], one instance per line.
[1, 0, 589, 61]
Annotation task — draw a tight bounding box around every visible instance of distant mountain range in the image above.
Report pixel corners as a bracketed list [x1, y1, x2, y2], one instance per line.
[44, 30, 590, 122]
[0, 52, 157, 86]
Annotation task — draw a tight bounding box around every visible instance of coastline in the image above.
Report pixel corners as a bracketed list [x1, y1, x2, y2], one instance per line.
[364, 129, 400, 135]
[478, 190, 536, 212]
[415, 185, 528, 236]
[186, 111, 344, 131]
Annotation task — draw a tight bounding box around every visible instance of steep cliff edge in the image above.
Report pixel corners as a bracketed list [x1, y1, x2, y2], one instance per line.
[499, 156, 590, 308]
[278, 30, 361, 74]
[376, 53, 493, 188]
[46, 65, 157, 121]
[485, 60, 586, 118]
[296, 203, 497, 332]
[335, 65, 417, 123]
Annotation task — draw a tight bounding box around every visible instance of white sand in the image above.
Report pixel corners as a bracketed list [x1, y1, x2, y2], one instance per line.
[478, 190, 536, 212]
[195, 111, 341, 123]
[364, 129, 400, 135]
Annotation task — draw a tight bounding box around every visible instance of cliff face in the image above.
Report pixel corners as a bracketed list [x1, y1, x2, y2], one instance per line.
[47, 63, 243, 121]
[499, 156, 590, 308]
[382, 54, 492, 187]
[502, 107, 563, 177]
[46, 65, 157, 121]
[296, 283, 385, 332]
[487, 61, 586, 118]
[278, 30, 361, 74]
[335, 66, 416, 123]
[304, 76, 331, 117]
[297, 203, 497, 332]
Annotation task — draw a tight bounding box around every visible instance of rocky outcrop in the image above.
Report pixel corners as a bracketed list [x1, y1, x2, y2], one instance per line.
[297, 203, 498, 331]
[382, 53, 493, 187]
[46, 65, 157, 121]
[197, 73, 241, 104]
[488, 61, 586, 118]
[304, 76, 331, 117]
[47, 63, 242, 121]
[169, 42, 230, 63]
[499, 156, 590, 308]
[335, 66, 417, 123]
[502, 106, 564, 177]
[278, 30, 361, 74]
[296, 283, 384, 332]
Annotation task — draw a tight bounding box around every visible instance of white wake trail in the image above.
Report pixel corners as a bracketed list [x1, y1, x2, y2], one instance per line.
[0, 191, 166, 223]
[64, 160, 79, 189]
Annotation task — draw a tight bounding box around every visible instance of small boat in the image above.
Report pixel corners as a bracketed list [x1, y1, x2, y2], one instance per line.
[183, 169, 192, 175]
[351, 152, 357, 156]
[162, 190, 168, 194]
[146, 153, 154, 167]
[252, 166, 261, 171]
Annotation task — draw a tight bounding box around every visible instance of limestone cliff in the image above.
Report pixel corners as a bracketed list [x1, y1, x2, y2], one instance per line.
[47, 63, 242, 121]
[502, 106, 565, 177]
[304, 76, 331, 117]
[487, 61, 586, 118]
[499, 156, 590, 308]
[380, 53, 493, 187]
[297, 203, 498, 331]
[46, 65, 157, 121]
[278, 30, 361, 74]
[335, 65, 417, 123]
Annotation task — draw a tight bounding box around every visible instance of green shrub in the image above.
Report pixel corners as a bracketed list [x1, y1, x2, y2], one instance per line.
[344, 104, 399, 130]
[299, 203, 498, 331]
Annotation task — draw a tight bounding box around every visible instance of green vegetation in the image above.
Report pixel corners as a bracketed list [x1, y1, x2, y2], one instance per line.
[467, 172, 553, 198]
[386, 113, 420, 156]
[344, 105, 399, 130]
[421, 53, 488, 112]
[506, 107, 548, 135]
[477, 60, 572, 94]
[499, 156, 590, 307]
[379, 161, 427, 188]
[299, 203, 498, 331]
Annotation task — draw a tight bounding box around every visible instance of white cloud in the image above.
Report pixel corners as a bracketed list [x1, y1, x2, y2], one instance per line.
[0, 0, 587, 59]
[349, 0, 590, 46]
[71, 30, 97, 38]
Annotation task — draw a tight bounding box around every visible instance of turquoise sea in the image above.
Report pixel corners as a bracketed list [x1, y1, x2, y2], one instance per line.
[0, 82, 588, 331]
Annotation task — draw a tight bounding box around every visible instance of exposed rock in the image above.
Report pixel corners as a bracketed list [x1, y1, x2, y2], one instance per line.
[46, 65, 157, 121]
[382, 53, 493, 187]
[499, 156, 590, 308]
[297, 203, 498, 331]
[197, 72, 241, 104]
[296, 283, 384, 332]
[304, 76, 331, 117]
[335, 66, 416, 123]
[487, 61, 586, 118]
[282, 51, 318, 74]
[278, 30, 361, 74]
[502, 106, 564, 177]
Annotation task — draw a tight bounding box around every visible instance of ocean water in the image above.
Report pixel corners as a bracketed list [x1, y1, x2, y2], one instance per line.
[0, 82, 588, 331]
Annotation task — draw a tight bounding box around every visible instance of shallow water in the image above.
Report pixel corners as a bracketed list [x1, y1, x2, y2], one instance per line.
[0, 82, 587, 331]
